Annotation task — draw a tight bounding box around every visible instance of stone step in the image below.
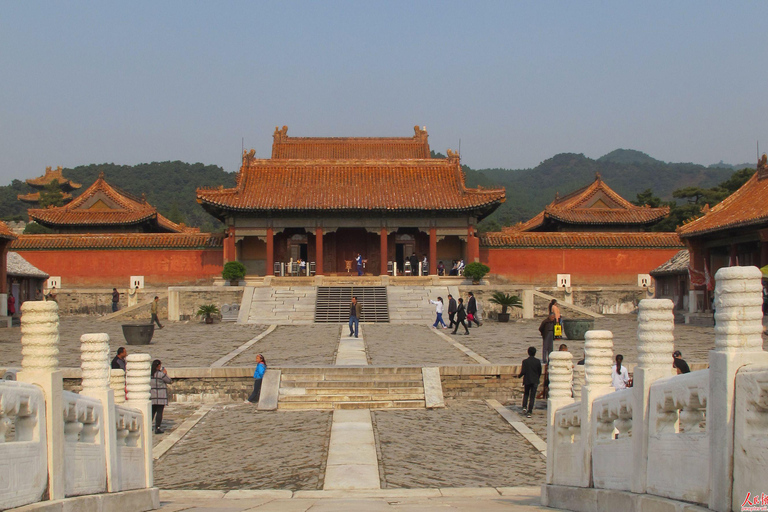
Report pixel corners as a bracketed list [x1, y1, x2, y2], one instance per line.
[280, 380, 424, 389]
[281, 386, 425, 395]
[280, 375, 424, 384]
[277, 400, 426, 410]
[280, 393, 425, 402]
[279, 366, 422, 375]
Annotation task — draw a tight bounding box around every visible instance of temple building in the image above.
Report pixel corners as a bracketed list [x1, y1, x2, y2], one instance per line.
[197, 126, 506, 276]
[677, 154, 768, 312]
[27, 172, 197, 234]
[513, 174, 670, 232]
[481, 175, 683, 285]
[17, 165, 82, 205]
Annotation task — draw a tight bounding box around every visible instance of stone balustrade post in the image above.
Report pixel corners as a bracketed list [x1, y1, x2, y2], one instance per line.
[111, 369, 126, 404]
[631, 299, 675, 493]
[708, 266, 768, 512]
[80, 333, 119, 491]
[16, 301, 65, 500]
[126, 353, 153, 488]
[579, 330, 614, 488]
[546, 350, 574, 484]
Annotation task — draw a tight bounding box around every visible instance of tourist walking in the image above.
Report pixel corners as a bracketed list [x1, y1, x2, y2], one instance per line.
[518, 347, 542, 418]
[111, 347, 127, 371]
[128, 285, 139, 307]
[549, 299, 561, 339]
[409, 253, 419, 276]
[112, 288, 120, 312]
[349, 296, 361, 338]
[247, 354, 267, 404]
[430, 297, 446, 328]
[611, 354, 631, 389]
[151, 296, 163, 329]
[447, 294, 458, 328]
[673, 350, 691, 374]
[538, 313, 556, 364]
[46, 286, 57, 303]
[356, 253, 363, 276]
[150, 359, 172, 434]
[451, 297, 470, 335]
[466, 291, 481, 327]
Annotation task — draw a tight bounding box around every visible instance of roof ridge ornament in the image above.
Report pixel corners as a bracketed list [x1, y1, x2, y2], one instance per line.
[273, 126, 288, 142]
[759, 153, 768, 180]
[242, 148, 256, 166]
[446, 149, 460, 163]
[98, 171, 105, 179]
[595, 171, 601, 181]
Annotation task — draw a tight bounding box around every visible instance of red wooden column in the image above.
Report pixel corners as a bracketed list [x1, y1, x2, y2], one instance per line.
[467, 226, 476, 263]
[429, 228, 437, 274]
[0, 244, 8, 294]
[223, 227, 236, 263]
[471, 233, 480, 263]
[266, 228, 274, 275]
[316, 228, 324, 275]
[380, 228, 388, 276]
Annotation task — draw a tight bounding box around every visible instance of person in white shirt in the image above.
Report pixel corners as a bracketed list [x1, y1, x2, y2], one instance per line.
[611, 354, 631, 389]
[430, 297, 447, 328]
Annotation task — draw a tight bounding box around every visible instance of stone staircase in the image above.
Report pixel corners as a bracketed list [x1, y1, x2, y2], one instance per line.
[315, 286, 389, 323]
[387, 285, 457, 324]
[278, 367, 426, 410]
[243, 286, 316, 324]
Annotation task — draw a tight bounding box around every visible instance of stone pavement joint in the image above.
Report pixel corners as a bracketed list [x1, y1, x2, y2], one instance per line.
[431, 329, 492, 364]
[486, 398, 547, 459]
[156, 486, 557, 511]
[153, 403, 214, 460]
[323, 409, 380, 490]
[335, 331, 368, 366]
[211, 324, 277, 367]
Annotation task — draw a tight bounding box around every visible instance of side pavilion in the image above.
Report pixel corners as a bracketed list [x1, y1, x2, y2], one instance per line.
[197, 126, 506, 276]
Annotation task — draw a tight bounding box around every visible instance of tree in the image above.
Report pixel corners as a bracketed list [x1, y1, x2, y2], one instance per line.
[165, 202, 185, 225]
[38, 180, 65, 208]
[23, 222, 53, 234]
[631, 189, 664, 208]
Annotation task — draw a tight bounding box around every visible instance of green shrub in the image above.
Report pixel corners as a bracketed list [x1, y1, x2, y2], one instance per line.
[463, 262, 490, 281]
[222, 261, 246, 281]
[488, 291, 522, 314]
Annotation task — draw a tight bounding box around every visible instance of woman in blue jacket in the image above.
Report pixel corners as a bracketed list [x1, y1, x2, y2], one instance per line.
[247, 354, 267, 403]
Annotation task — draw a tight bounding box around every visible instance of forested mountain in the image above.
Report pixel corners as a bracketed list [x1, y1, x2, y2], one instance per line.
[3, 162, 236, 232]
[463, 149, 754, 230]
[0, 149, 755, 232]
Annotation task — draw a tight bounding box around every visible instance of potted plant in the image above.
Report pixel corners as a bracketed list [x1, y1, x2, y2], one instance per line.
[463, 262, 490, 284]
[222, 261, 247, 286]
[197, 304, 220, 324]
[488, 291, 522, 322]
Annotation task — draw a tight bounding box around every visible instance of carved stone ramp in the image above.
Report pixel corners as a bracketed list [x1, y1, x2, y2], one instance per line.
[532, 290, 603, 319]
[98, 292, 169, 322]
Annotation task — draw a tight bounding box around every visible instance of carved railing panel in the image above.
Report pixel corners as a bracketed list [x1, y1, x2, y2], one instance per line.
[62, 390, 107, 497]
[552, 401, 583, 486]
[591, 388, 633, 490]
[733, 366, 768, 511]
[114, 404, 146, 490]
[646, 370, 709, 505]
[0, 381, 48, 509]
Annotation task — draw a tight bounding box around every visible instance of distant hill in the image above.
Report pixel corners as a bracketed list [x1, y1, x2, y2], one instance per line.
[464, 151, 742, 227]
[2, 161, 236, 232]
[597, 149, 663, 166]
[0, 150, 754, 231]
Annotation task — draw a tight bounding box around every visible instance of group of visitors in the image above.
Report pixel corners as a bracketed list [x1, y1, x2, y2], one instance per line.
[428, 291, 481, 334]
[110, 347, 171, 434]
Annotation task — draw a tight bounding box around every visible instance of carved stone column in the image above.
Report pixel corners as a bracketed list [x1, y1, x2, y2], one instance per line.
[80, 333, 110, 394]
[17, 301, 65, 499]
[709, 266, 768, 512]
[548, 351, 573, 399]
[632, 298, 675, 493]
[110, 369, 126, 404]
[126, 353, 153, 487]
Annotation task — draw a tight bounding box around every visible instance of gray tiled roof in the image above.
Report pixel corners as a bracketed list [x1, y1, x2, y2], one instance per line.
[7, 252, 49, 278]
[650, 249, 689, 277]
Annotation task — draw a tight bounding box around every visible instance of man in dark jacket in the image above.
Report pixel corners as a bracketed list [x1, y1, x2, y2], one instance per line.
[466, 291, 481, 328]
[112, 288, 120, 312]
[538, 313, 556, 364]
[518, 346, 543, 417]
[349, 296, 362, 338]
[451, 298, 470, 335]
[447, 294, 458, 329]
[409, 253, 419, 276]
[111, 347, 127, 371]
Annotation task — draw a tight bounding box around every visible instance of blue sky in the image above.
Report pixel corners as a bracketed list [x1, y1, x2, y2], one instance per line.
[1, 1, 767, 183]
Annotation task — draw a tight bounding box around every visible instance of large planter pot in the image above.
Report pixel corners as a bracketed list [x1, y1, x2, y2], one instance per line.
[122, 323, 155, 345]
[497, 313, 510, 323]
[562, 318, 594, 340]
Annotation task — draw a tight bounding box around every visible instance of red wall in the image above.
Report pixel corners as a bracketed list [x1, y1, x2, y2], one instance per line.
[17, 249, 223, 287]
[480, 247, 682, 285]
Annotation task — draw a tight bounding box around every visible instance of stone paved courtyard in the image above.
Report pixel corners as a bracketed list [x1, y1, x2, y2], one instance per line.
[226, 324, 341, 367]
[154, 406, 333, 490]
[364, 324, 475, 366]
